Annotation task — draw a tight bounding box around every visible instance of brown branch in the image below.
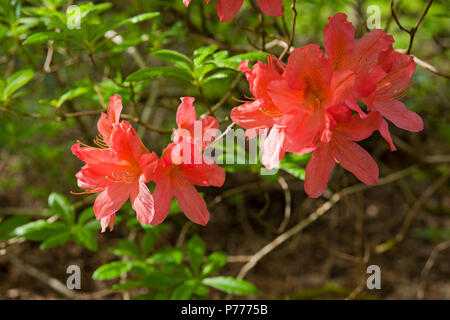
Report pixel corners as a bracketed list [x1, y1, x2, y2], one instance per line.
[390, 0, 410, 33]
[88, 53, 127, 89]
[417, 240, 450, 299]
[0, 106, 171, 134]
[391, 0, 435, 54]
[276, 175, 292, 233]
[236, 165, 419, 280]
[401, 51, 450, 79]
[375, 167, 450, 254]
[407, 0, 434, 54]
[279, 0, 297, 60]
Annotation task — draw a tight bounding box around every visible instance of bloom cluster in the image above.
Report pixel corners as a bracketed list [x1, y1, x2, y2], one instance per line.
[72, 13, 423, 230]
[72, 95, 224, 232]
[183, 0, 282, 22]
[231, 13, 423, 197]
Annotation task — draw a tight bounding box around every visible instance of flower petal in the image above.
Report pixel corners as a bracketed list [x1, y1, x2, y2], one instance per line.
[111, 122, 143, 161]
[130, 179, 154, 225]
[304, 142, 335, 198]
[286, 44, 332, 91]
[266, 79, 304, 113]
[260, 125, 286, 169]
[93, 182, 131, 220]
[151, 177, 174, 226]
[378, 116, 396, 151]
[372, 99, 423, 132]
[183, 163, 225, 187]
[217, 0, 244, 22]
[231, 100, 275, 130]
[331, 135, 379, 185]
[71, 143, 115, 164]
[256, 0, 282, 17]
[335, 112, 379, 142]
[285, 110, 322, 156]
[326, 69, 355, 107]
[176, 97, 197, 130]
[101, 214, 115, 233]
[108, 94, 123, 125]
[139, 152, 159, 182]
[200, 116, 219, 148]
[174, 183, 210, 226]
[324, 13, 355, 69]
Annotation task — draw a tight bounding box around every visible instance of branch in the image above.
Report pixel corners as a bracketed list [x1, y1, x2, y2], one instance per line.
[375, 167, 450, 254]
[391, 0, 435, 54]
[0, 106, 171, 134]
[236, 165, 419, 280]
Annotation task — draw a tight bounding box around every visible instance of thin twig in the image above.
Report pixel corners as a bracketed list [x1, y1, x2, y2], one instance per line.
[279, 0, 297, 60]
[376, 167, 450, 254]
[390, 0, 435, 54]
[0, 105, 171, 134]
[276, 175, 292, 233]
[417, 240, 450, 299]
[236, 165, 419, 280]
[201, 72, 244, 118]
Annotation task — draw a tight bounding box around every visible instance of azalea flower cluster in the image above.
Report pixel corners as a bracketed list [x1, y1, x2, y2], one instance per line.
[183, 0, 282, 22]
[72, 95, 224, 232]
[231, 13, 423, 197]
[72, 12, 423, 230]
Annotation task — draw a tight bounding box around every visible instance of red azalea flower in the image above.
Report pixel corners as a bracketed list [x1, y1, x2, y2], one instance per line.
[152, 139, 225, 226]
[152, 98, 224, 226]
[72, 96, 158, 232]
[269, 44, 356, 152]
[323, 13, 423, 150]
[183, 0, 282, 22]
[96, 94, 122, 146]
[304, 106, 384, 197]
[173, 97, 219, 151]
[230, 56, 293, 169]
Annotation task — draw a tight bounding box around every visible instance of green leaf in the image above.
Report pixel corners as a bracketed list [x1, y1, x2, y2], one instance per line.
[109, 239, 140, 258]
[3, 69, 34, 100]
[78, 207, 94, 226]
[151, 49, 192, 69]
[84, 219, 101, 231]
[279, 153, 311, 181]
[201, 252, 227, 276]
[93, 261, 132, 280]
[23, 31, 63, 45]
[170, 280, 197, 300]
[187, 234, 205, 275]
[194, 285, 209, 297]
[141, 269, 185, 288]
[48, 192, 75, 224]
[280, 165, 305, 181]
[113, 12, 160, 28]
[73, 225, 98, 251]
[54, 87, 89, 108]
[141, 229, 158, 256]
[125, 67, 193, 82]
[413, 225, 450, 243]
[147, 248, 183, 265]
[0, 216, 31, 241]
[228, 51, 269, 64]
[111, 281, 144, 291]
[202, 277, 258, 296]
[194, 45, 218, 66]
[12, 220, 67, 241]
[40, 231, 70, 250]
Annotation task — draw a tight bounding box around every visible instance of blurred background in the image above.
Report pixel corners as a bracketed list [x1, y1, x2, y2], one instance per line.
[0, 0, 449, 299]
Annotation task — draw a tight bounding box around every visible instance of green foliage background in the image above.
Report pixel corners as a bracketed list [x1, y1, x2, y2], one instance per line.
[0, 0, 448, 300]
